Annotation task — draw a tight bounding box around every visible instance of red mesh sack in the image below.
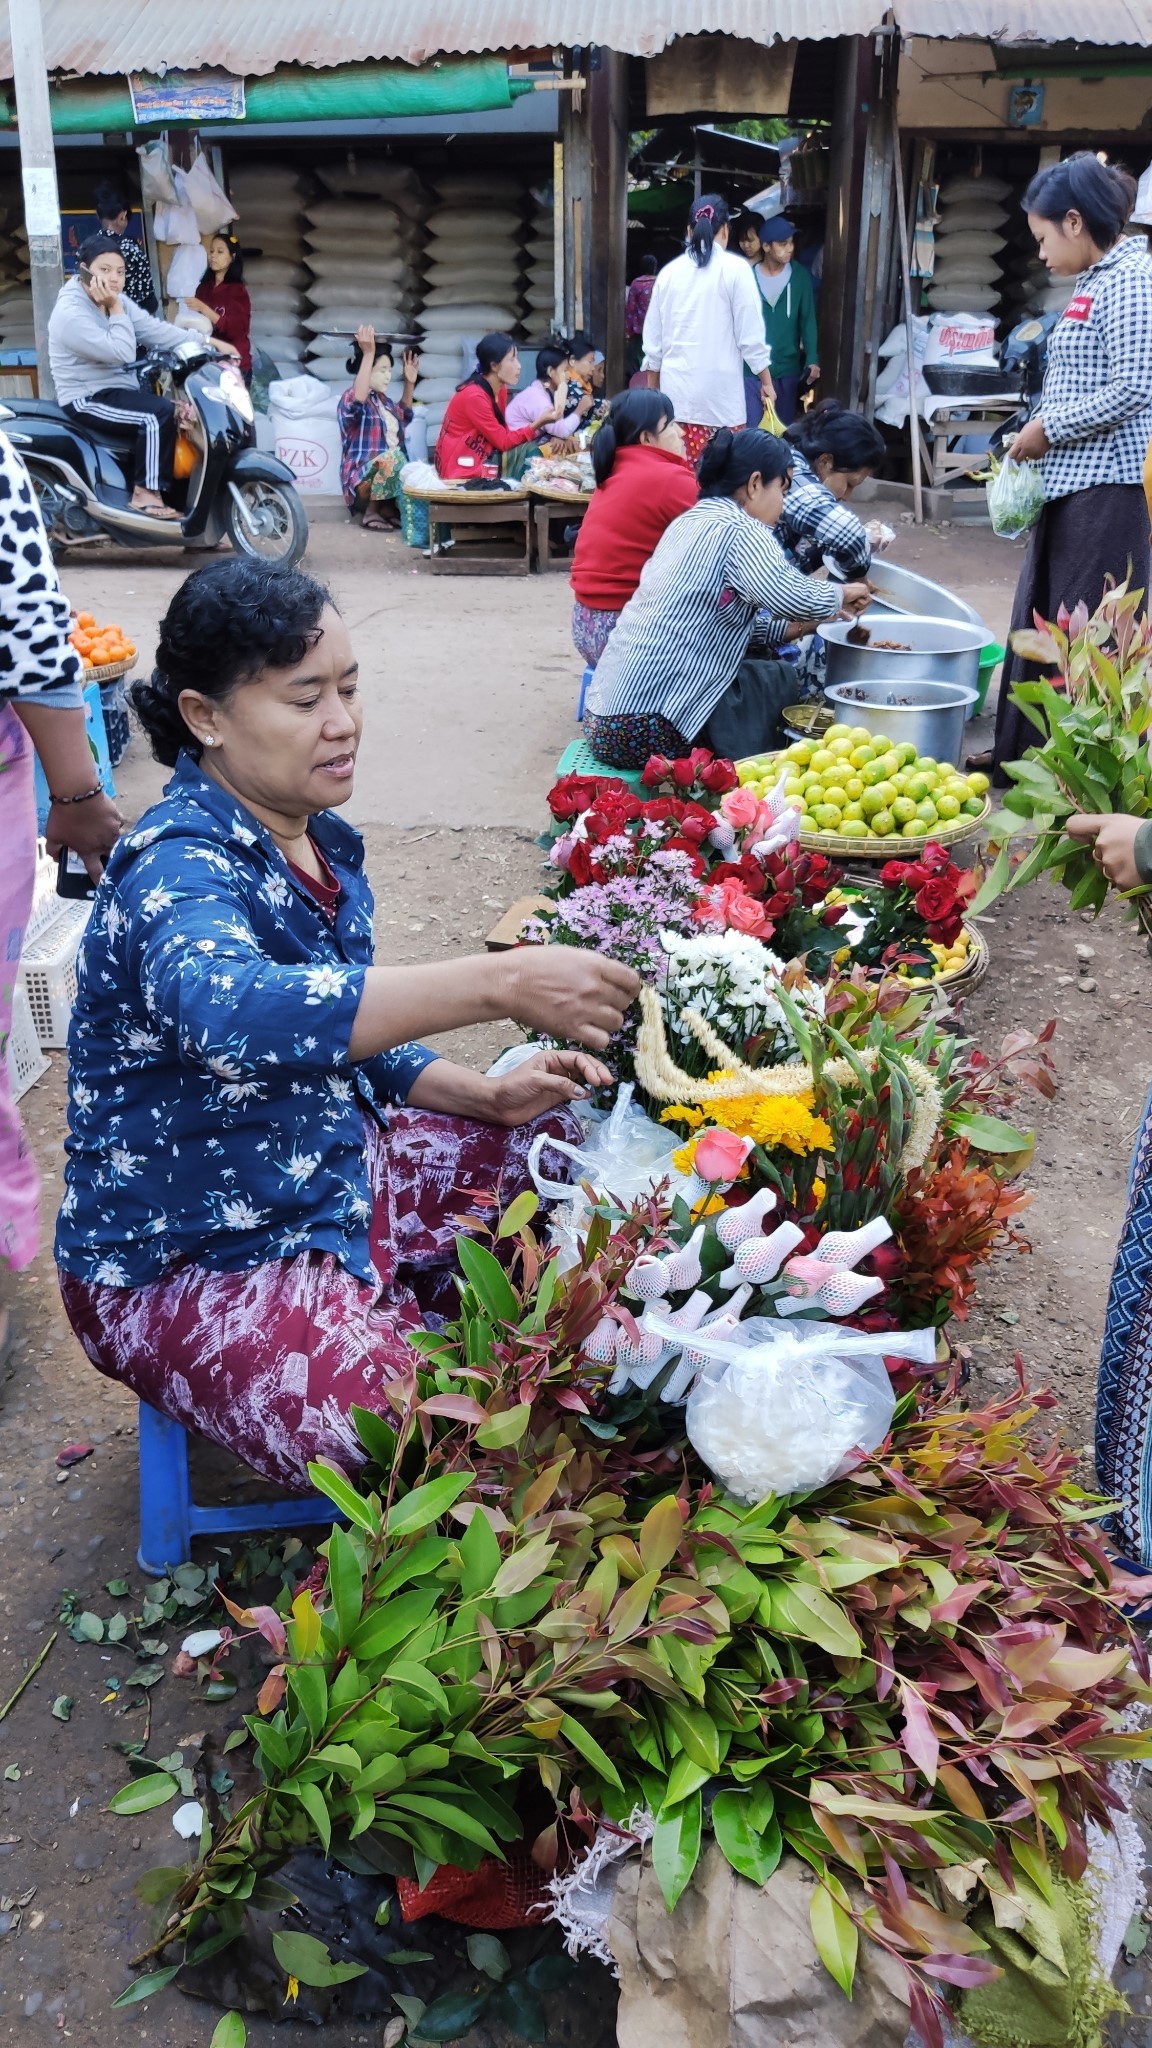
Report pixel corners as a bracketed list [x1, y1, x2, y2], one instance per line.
[397, 1852, 551, 1930]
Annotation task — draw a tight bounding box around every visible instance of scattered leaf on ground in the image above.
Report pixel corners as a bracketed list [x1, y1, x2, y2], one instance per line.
[50, 1696, 72, 1723]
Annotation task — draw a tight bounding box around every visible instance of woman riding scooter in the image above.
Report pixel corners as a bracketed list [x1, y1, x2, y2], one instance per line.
[47, 233, 238, 521]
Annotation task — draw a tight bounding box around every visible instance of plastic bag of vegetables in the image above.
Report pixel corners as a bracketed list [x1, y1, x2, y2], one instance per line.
[986, 454, 1045, 539]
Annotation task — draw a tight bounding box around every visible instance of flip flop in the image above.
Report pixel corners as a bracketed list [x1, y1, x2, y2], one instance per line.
[361, 510, 390, 532]
[132, 500, 182, 523]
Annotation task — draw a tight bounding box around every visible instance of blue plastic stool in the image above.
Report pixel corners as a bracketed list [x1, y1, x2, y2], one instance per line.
[137, 1402, 339, 1575]
[576, 665, 594, 720]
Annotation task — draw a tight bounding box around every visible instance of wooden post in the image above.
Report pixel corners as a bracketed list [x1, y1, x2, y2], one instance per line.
[888, 46, 924, 524]
[8, 0, 63, 397]
[586, 49, 629, 391]
[819, 37, 878, 404]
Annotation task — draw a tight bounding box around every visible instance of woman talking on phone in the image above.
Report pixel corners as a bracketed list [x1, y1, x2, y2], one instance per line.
[47, 233, 238, 519]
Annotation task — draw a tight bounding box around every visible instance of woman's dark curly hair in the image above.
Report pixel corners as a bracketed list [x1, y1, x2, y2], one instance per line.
[129, 558, 333, 767]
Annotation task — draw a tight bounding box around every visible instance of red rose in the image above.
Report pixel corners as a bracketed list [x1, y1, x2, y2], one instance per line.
[671, 756, 696, 788]
[927, 911, 963, 948]
[919, 840, 953, 875]
[642, 754, 673, 787]
[821, 903, 847, 927]
[642, 797, 680, 826]
[699, 756, 740, 794]
[915, 878, 958, 924]
[678, 804, 716, 846]
[879, 859, 910, 888]
[725, 887, 770, 938]
[565, 841, 596, 887]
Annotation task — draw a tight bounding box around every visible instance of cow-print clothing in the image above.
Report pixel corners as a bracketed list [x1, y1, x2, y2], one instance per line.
[0, 429, 83, 702]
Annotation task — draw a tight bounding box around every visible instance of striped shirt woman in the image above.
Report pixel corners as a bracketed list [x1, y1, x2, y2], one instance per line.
[584, 428, 870, 769]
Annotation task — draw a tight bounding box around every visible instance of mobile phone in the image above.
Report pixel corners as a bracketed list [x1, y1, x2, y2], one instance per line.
[56, 847, 98, 900]
[77, 263, 93, 287]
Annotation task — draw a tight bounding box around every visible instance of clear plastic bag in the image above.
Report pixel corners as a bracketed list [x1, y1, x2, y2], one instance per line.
[676, 1316, 938, 1501]
[986, 454, 1045, 539]
[528, 1083, 686, 1270]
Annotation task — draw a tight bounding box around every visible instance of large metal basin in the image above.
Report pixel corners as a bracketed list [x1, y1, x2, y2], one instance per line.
[820, 613, 986, 698]
[863, 560, 985, 632]
[823, 677, 977, 767]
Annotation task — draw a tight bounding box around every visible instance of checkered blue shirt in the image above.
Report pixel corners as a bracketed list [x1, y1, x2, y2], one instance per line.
[776, 447, 873, 582]
[1039, 234, 1152, 501]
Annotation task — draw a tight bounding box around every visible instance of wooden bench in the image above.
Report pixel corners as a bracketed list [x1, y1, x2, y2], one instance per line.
[408, 489, 533, 576]
[531, 491, 592, 571]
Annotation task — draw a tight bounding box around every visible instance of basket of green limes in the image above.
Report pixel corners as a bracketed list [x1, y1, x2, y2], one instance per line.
[738, 721, 990, 855]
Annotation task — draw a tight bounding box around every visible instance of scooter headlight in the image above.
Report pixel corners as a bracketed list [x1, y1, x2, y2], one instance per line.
[219, 366, 254, 424]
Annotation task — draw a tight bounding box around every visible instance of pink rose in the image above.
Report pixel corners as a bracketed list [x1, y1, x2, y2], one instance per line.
[693, 1127, 754, 1182]
[724, 887, 770, 938]
[720, 785, 760, 830]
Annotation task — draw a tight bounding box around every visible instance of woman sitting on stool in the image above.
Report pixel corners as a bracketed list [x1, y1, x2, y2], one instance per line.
[582, 428, 870, 769]
[570, 386, 697, 668]
[338, 325, 419, 530]
[55, 558, 637, 1489]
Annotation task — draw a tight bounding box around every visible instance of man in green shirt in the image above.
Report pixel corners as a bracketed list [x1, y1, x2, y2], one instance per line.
[738, 212, 819, 426]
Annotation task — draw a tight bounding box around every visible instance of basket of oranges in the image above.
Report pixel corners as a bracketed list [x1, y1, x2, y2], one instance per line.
[68, 612, 137, 682]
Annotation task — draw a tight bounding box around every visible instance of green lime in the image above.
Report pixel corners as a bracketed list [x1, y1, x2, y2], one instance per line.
[904, 774, 929, 803]
[822, 785, 848, 811]
[894, 741, 919, 767]
[915, 799, 939, 827]
[843, 775, 865, 801]
[966, 771, 990, 796]
[840, 817, 869, 837]
[891, 796, 917, 825]
[871, 779, 898, 810]
[859, 759, 886, 788]
[962, 795, 985, 816]
[935, 794, 961, 821]
[826, 736, 855, 760]
[870, 808, 894, 837]
[859, 786, 886, 819]
[902, 818, 925, 838]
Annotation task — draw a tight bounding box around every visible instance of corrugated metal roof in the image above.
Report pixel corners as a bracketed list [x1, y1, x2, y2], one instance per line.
[3, 3, 887, 79]
[2, 1, 1149, 82]
[900, 3, 1152, 40]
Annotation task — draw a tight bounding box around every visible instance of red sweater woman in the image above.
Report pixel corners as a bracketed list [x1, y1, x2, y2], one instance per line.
[570, 388, 698, 665]
[435, 331, 563, 482]
[188, 234, 252, 376]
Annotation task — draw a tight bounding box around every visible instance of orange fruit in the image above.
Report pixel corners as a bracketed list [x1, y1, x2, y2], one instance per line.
[76, 610, 96, 629]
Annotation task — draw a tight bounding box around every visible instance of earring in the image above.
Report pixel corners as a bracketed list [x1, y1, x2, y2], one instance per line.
[202, 735, 216, 747]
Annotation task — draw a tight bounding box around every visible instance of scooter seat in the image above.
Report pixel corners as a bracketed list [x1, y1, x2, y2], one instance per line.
[1, 397, 72, 421]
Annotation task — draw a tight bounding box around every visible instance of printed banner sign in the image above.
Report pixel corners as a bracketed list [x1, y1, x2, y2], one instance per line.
[128, 70, 246, 126]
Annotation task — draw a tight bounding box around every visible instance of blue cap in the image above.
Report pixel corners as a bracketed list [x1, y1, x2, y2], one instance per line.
[754, 213, 795, 242]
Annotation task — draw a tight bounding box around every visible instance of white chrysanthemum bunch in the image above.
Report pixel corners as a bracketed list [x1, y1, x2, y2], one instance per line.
[658, 929, 824, 1062]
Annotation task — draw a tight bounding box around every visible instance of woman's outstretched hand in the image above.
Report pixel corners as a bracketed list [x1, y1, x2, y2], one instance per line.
[487, 1048, 614, 1126]
[1066, 812, 1146, 890]
[503, 947, 640, 1049]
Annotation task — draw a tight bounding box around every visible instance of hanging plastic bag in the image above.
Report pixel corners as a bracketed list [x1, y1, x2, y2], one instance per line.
[165, 241, 206, 302]
[137, 138, 177, 208]
[759, 396, 785, 436]
[986, 453, 1045, 539]
[528, 1083, 687, 1270]
[671, 1316, 938, 1501]
[183, 151, 238, 235]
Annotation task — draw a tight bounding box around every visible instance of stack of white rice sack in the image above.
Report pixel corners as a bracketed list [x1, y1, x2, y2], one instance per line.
[926, 174, 1012, 317]
[521, 196, 556, 330]
[413, 172, 528, 443]
[230, 163, 310, 375]
[0, 196, 33, 356]
[302, 161, 427, 388]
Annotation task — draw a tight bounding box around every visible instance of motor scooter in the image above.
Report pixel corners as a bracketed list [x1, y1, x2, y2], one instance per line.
[0, 338, 308, 567]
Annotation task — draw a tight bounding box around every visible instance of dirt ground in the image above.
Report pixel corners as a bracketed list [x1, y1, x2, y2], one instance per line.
[1, 504, 1150, 2044]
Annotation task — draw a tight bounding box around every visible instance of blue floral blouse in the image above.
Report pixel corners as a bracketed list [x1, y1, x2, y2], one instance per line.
[55, 752, 439, 1287]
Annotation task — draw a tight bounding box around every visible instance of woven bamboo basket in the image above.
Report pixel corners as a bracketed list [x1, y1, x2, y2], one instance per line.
[932, 920, 990, 997]
[796, 799, 991, 859]
[84, 655, 137, 685]
[781, 701, 834, 741]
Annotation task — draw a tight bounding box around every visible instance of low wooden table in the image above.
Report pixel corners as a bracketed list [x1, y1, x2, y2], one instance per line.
[406, 487, 532, 576]
[530, 490, 592, 571]
[915, 395, 1021, 491]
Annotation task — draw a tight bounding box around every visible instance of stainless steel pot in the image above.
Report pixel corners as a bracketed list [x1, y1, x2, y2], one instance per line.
[819, 613, 986, 697]
[823, 678, 977, 767]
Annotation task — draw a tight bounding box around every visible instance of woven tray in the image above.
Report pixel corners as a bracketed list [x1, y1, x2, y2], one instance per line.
[402, 483, 528, 505]
[796, 798, 991, 859]
[85, 656, 137, 684]
[782, 701, 833, 740]
[528, 485, 593, 505]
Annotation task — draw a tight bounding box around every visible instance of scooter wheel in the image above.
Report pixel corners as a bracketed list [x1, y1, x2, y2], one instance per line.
[225, 479, 308, 568]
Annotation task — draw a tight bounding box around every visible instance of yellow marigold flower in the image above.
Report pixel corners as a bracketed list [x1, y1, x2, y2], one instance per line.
[660, 1104, 703, 1129]
[285, 1976, 300, 2005]
[672, 1139, 697, 1175]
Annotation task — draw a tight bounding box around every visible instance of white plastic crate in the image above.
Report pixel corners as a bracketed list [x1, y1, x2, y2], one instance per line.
[18, 899, 91, 1049]
[5, 982, 49, 1099]
[26, 841, 60, 947]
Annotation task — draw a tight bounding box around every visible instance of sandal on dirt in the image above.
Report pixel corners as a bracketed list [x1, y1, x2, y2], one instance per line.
[361, 509, 390, 532]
